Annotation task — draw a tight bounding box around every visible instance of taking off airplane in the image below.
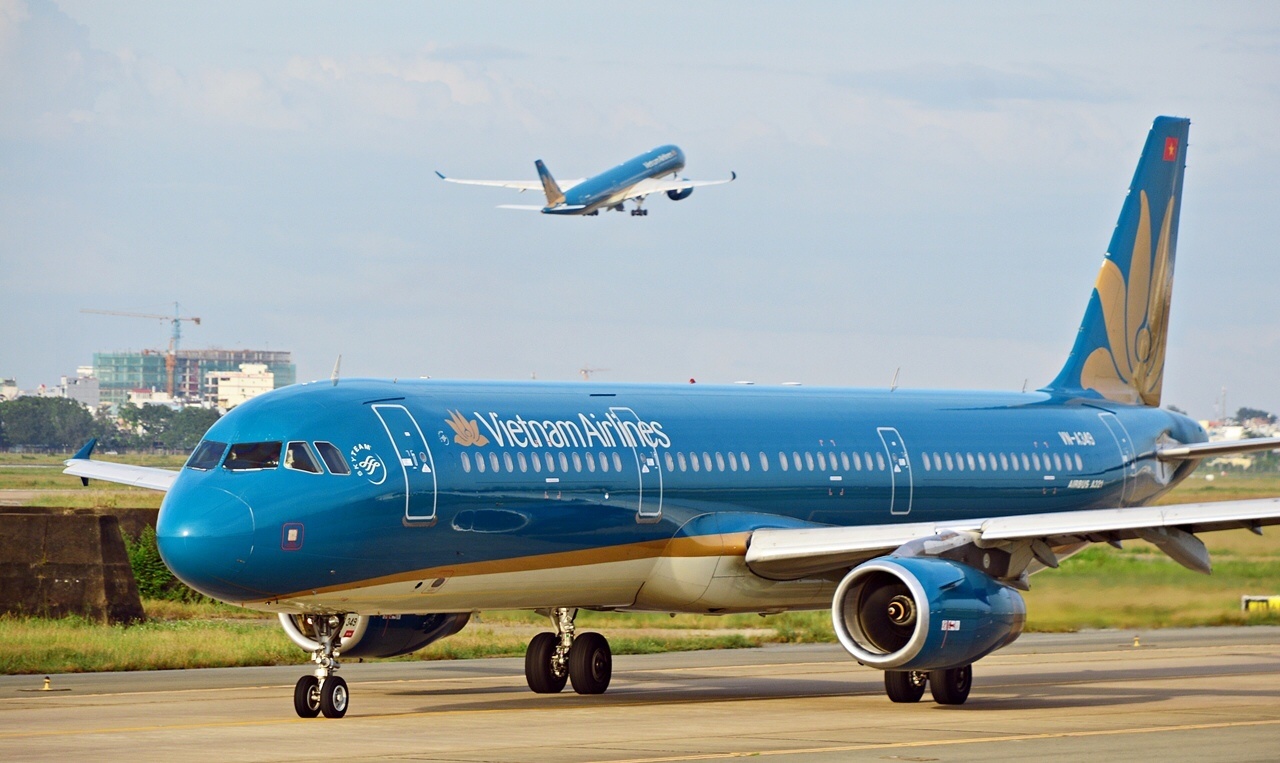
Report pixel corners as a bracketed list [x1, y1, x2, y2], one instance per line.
[68, 117, 1280, 719]
[435, 144, 735, 216]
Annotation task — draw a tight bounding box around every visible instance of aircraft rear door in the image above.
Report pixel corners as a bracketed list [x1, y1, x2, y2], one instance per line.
[372, 404, 438, 524]
[1098, 412, 1137, 505]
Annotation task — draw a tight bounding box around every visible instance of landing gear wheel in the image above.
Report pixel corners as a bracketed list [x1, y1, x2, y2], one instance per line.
[884, 670, 926, 703]
[928, 665, 972, 705]
[293, 675, 321, 717]
[525, 632, 568, 693]
[320, 675, 349, 718]
[568, 632, 612, 694]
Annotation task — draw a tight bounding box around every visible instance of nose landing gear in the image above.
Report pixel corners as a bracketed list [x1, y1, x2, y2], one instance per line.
[524, 607, 613, 695]
[293, 614, 350, 718]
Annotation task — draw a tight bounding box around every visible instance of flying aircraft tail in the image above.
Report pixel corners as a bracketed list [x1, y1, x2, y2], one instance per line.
[1045, 116, 1190, 407]
[534, 159, 566, 207]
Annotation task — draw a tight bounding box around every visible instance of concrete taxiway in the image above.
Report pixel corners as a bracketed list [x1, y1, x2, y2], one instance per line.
[2, 627, 1278, 762]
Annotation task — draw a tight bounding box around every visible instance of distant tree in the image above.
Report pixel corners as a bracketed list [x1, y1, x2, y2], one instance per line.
[1236, 407, 1275, 423]
[160, 408, 220, 451]
[0, 397, 96, 449]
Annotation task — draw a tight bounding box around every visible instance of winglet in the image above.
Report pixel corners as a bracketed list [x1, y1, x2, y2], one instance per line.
[534, 159, 566, 207]
[434, 171, 447, 180]
[71, 438, 97, 462]
[730, 171, 737, 181]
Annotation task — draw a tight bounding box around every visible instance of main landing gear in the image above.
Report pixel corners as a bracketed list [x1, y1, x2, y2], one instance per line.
[524, 607, 613, 695]
[883, 665, 972, 705]
[293, 614, 350, 719]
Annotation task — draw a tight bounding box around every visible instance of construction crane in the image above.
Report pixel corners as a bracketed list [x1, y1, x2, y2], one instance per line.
[81, 303, 202, 399]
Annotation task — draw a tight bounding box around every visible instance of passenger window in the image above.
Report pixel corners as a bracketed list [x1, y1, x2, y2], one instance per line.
[558, 452, 569, 472]
[1074, 453, 1083, 470]
[933, 453, 942, 471]
[805, 452, 815, 471]
[864, 452, 874, 470]
[518, 452, 529, 473]
[691, 452, 701, 472]
[585, 452, 596, 472]
[852, 452, 862, 471]
[532, 453, 542, 472]
[999, 453, 1009, 471]
[829, 451, 838, 470]
[741, 452, 750, 472]
[598, 452, 609, 473]
[313, 441, 350, 475]
[876, 452, 886, 471]
[1032, 453, 1041, 470]
[841, 452, 851, 470]
[572, 452, 582, 472]
[285, 441, 322, 474]
[461, 453, 472, 473]
[612, 453, 623, 472]
[954, 453, 963, 471]
[779, 452, 788, 471]
[678, 452, 688, 471]
[793, 452, 802, 471]
[759, 452, 769, 471]
[816, 452, 827, 470]
[944, 452, 954, 470]
[545, 453, 556, 473]
[186, 440, 227, 470]
[715, 452, 726, 471]
[966, 453, 976, 470]
[1020, 453, 1030, 470]
[664, 452, 675, 472]
[490, 453, 501, 472]
[504, 453, 514, 472]
[476, 453, 486, 473]
[921, 454, 931, 471]
[702, 452, 713, 471]
[224, 441, 281, 471]
[728, 452, 738, 471]
[977, 453, 987, 471]
[1053, 453, 1063, 471]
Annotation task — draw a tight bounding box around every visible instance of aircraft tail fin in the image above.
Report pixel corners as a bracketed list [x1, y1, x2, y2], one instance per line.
[1045, 116, 1190, 407]
[535, 159, 566, 207]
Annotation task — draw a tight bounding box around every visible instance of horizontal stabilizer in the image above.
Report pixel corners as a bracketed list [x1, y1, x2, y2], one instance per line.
[496, 204, 547, 211]
[1154, 436, 1280, 460]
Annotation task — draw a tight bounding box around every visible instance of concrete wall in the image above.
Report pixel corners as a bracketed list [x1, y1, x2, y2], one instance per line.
[0, 513, 145, 623]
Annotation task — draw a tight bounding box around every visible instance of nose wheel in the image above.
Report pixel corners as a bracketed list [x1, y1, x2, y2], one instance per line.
[293, 614, 350, 718]
[524, 607, 613, 695]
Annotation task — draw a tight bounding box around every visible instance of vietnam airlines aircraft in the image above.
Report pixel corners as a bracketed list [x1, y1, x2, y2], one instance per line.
[68, 117, 1280, 719]
[435, 144, 735, 216]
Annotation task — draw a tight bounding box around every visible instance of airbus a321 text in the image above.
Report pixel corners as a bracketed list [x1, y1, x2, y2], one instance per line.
[435, 144, 735, 216]
[68, 117, 1280, 718]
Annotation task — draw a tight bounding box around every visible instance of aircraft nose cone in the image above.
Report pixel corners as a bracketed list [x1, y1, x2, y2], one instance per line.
[157, 488, 256, 601]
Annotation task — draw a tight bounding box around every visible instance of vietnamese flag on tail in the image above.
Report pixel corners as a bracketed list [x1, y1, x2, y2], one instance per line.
[1164, 136, 1179, 161]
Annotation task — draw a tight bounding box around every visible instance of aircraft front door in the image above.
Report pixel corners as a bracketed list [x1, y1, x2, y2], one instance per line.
[878, 426, 914, 516]
[372, 404, 438, 524]
[610, 407, 663, 522]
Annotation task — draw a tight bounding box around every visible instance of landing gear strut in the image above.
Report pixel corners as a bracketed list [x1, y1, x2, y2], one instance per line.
[882, 665, 972, 705]
[524, 607, 613, 695]
[293, 614, 349, 718]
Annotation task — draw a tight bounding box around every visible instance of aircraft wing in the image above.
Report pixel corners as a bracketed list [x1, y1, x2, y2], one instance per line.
[745, 497, 1280, 581]
[619, 172, 737, 201]
[62, 440, 178, 492]
[435, 172, 584, 192]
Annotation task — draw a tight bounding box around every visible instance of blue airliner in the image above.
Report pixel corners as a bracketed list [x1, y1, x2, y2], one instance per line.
[68, 117, 1280, 719]
[436, 144, 735, 216]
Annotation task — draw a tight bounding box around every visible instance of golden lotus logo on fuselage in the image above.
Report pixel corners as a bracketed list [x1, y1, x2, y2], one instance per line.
[445, 410, 489, 447]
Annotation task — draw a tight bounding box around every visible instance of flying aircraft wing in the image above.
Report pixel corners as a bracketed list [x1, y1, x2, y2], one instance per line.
[746, 496, 1280, 582]
[618, 172, 737, 201]
[62, 439, 178, 492]
[434, 172, 584, 192]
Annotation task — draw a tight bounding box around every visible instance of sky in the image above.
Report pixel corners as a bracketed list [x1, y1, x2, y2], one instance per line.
[1, 1, 1278, 420]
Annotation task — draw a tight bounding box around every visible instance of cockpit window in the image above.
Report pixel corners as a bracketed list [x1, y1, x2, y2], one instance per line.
[224, 441, 282, 471]
[186, 440, 227, 470]
[314, 441, 350, 475]
[284, 441, 322, 474]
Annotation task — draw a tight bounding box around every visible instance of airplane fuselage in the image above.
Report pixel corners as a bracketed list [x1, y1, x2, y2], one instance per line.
[546, 145, 686, 214]
[156, 379, 1205, 615]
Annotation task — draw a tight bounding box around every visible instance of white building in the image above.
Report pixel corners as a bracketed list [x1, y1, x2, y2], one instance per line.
[205, 363, 275, 410]
[0, 378, 16, 401]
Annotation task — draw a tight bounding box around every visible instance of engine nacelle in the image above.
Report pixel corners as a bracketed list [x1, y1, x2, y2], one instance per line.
[832, 556, 1024, 671]
[279, 612, 470, 659]
[666, 187, 693, 201]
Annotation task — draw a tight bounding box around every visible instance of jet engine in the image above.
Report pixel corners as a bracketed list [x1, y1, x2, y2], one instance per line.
[666, 187, 693, 201]
[831, 556, 1024, 671]
[279, 612, 470, 659]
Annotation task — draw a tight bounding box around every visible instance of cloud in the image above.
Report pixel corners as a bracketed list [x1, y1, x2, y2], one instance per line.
[833, 63, 1125, 111]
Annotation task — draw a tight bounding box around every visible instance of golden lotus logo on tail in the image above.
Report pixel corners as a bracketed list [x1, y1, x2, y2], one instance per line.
[445, 410, 489, 447]
[1079, 190, 1177, 407]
